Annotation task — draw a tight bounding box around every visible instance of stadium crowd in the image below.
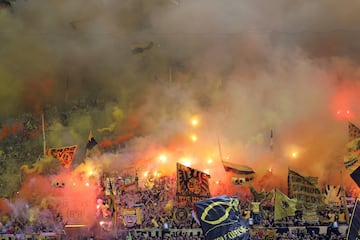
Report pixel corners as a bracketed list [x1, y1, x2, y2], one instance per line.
[0, 173, 353, 240]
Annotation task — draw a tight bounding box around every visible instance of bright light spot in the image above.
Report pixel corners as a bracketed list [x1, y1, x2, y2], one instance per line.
[85, 182, 90, 187]
[88, 170, 93, 176]
[337, 110, 341, 115]
[191, 117, 199, 127]
[204, 169, 210, 175]
[291, 152, 297, 158]
[191, 134, 198, 142]
[215, 180, 219, 185]
[207, 158, 213, 164]
[182, 158, 191, 167]
[154, 171, 161, 177]
[159, 154, 167, 162]
[268, 168, 272, 173]
[225, 156, 230, 160]
[99, 221, 104, 226]
[347, 110, 350, 114]
[143, 171, 148, 177]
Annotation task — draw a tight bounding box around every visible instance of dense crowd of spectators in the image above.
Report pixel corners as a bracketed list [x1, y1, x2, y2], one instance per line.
[0, 174, 353, 239]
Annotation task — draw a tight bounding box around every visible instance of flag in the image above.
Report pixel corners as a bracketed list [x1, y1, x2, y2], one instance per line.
[249, 183, 271, 202]
[173, 207, 190, 225]
[301, 205, 319, 224]
[274, 188, 297, 221]
[288, 169, 323, 205]
[344, 124, 360, 187]
[122, 208, 142, 228]
[176, 163, 211, 203]
[347, 199, 360, 240]
[323, 185, 341, 206]
[222, 161, 256, 185]
[46, 145, 77, 168]
[194, 195, 250, 240]
[350, 167, 360, 187]
[349, 122, 360, 140]
[86, 130, 97, 150]
[131, 41, 154, 54]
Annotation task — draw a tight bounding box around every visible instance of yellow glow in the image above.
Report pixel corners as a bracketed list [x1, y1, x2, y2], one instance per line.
[191, 117, 199, 127]
[291, 152, 298, 158]
[159, 154, 167, 162]
[182, 158, 191, 167]
[85, 182, 90, 187]
[143, 171, 149, 177]
[207, 158, 213, 164]
[191, 134, 198, 142]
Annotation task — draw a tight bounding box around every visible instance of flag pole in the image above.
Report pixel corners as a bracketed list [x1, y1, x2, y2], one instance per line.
[217, 135, 224, 163]
[42, 112, 46, 156]
[340, 170, 350, 225]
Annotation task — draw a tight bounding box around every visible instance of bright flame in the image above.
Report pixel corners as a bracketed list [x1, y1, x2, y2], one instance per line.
[191, 117, 199, 127]
[181, 158, 191, 167]
[159, 154, 167, 163]
[190, 134, 198, 142]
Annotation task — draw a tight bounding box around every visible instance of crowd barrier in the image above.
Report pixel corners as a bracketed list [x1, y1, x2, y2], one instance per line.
[131, 225, 348, 238]
[0, 232, 64, 240]
[0, 225, 348, 239]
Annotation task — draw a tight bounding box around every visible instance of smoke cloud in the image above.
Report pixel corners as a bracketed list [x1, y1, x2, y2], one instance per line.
[1, 0, 360, 225]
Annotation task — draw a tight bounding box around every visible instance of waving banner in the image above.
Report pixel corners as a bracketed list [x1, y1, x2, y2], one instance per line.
[194, 195, 250, 240]
[176, 163, 211, 204]
[347, 199, 360, 240]
[46, 145, 77, 168]
[288, 169, 323, 206]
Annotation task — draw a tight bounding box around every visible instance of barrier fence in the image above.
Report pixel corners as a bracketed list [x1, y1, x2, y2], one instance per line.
[0, 225, 348, 239]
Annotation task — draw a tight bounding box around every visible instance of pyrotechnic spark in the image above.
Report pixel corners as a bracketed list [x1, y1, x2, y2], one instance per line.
[191, 117, 199, 127]
[190, 134, 198, 142]
[158, 154, 167, 163]
[181, 158, 191, 167]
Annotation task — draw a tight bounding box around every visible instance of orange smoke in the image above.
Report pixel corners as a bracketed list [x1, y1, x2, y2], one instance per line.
[98, 132, 135, 147]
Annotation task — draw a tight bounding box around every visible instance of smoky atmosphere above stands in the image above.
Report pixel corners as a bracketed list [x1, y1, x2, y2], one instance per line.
[0, 0, 360, 231]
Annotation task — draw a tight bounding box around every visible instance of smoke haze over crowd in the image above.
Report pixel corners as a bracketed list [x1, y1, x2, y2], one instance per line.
[1, 0, 360, 206]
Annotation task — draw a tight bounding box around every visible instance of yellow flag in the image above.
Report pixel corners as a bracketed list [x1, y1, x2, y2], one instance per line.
[274, 188, 297, 221]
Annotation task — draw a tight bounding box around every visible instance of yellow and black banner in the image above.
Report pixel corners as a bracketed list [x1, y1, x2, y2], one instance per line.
[345, 122, 360, 187]
[46, 145, 77, 169]
[176, 163, 211, 200]
[194, 195, 250, 240]
[288, 169, 323, 205]
[347, 198, 360, 240]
